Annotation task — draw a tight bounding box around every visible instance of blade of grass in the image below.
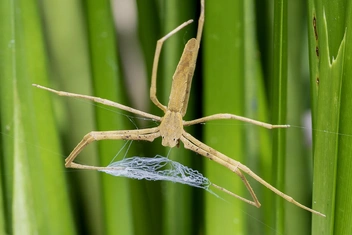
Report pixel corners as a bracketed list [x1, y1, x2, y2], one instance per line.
[84, 0, 133, 234]
[271, 0, 288, 233]
[160, 1, 198, 234]
[308, 1, 351, 234]
[243, 1, 276, 233]
[40, 0, 103, 233]
[333, 4, 352, 234]
[0, 0, 16, 231]
[0, 163, 4, 233]
[0, 0, 76, 233]
[285, 0, 314, 233]
[204, 0, 247, 234]
[114, 1, 164, 234]
[136, 0, 160, 79]
[312, 28, 345, 235]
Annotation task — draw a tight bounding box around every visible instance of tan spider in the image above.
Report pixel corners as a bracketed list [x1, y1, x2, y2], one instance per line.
[33, 0, 324, 217]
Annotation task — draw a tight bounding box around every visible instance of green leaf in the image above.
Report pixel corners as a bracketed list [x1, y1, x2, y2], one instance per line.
[40, 0, 104, 233]
[204, 1, 247, 234]
[243, 0, 275, 233]
[285, 0, 315, 233]
[0, 0, 75, 234]
[271, 0, 288, 233]
[84, 0, 133, 234]
[308, 1, 352, 234]
[160, 1, 197, 235]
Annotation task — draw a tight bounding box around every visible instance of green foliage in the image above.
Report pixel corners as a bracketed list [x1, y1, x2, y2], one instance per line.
[0, 0, 75, 234]
[1, 0, 350, 234]
[204, 1, 247, 234]
[308, 1, 352, 235]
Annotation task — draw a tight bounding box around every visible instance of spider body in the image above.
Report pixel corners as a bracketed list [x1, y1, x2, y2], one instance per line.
[167, 38, 199, 116]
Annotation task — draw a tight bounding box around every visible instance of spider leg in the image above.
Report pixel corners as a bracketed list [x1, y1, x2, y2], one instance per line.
[150, 20, 194, 112]
[32, 84, 161, 121]
[211, 183, 259, 207]
[65, 127, 160, 170]
[196, 0, 205, 43]
[236, 163, 325, 217]
[181, 131, 325, 217]
[184, 113, 290, 129]
[180, 132, 260, 207]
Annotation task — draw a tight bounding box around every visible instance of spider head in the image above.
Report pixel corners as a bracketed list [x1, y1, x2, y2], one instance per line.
[159, 110, 183, 148]
[161, 135, 180, 148]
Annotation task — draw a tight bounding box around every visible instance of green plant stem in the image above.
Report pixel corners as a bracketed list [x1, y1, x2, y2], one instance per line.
[204, 0, 246, 234]
[161, 1, 197, 234]
[308, 1, 352, 235]
[0, 0, 75, 234]
[85, 0, 133, 234]
[272, 0, 288, 233]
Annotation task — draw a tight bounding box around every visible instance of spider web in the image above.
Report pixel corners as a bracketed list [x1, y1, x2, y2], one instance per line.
[99, 155, 217, 195]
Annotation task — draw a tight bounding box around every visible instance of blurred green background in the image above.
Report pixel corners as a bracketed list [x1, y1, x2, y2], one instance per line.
[1, 0, 351, 234]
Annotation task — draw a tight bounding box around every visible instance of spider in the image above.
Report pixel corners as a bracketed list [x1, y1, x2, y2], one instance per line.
[33, 0, 324, 217]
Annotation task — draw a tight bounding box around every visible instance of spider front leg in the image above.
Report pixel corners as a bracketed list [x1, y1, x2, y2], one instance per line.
[65, 127, 160, 170]
[149, 20, 194, 112]
[32, 84, 161, 121]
